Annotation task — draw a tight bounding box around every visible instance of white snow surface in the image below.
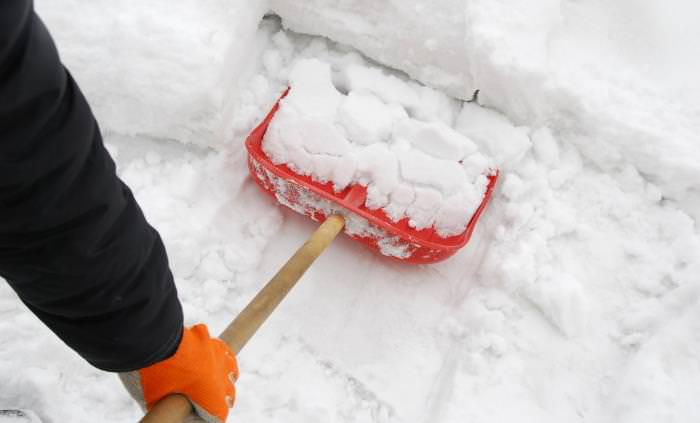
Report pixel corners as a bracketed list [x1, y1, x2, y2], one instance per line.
[270, 0, 700, 221]
[0, 2, 697, 423]
[262, 58, 493, 236]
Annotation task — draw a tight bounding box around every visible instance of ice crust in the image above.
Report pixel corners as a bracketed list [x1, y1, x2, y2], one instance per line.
[262, 59, 493, 237]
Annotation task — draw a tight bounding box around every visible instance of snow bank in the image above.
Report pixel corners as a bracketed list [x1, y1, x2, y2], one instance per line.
[269, 0, 471, 100]
[263, 59, 494, 236]
[269, 0, 700, 219]
[36, 0, 268, 148]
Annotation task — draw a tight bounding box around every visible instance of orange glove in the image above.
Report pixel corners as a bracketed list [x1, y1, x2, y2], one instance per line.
[120, 324, 239, 423]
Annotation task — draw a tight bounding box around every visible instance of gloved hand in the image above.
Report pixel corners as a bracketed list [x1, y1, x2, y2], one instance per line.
[119, 324, 239, 423]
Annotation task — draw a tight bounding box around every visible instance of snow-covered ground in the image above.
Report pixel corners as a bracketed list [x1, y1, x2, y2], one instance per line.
[1, 1, 699, 422]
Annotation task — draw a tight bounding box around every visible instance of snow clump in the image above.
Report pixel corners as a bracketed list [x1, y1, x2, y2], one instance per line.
[262, 59, 495, 237]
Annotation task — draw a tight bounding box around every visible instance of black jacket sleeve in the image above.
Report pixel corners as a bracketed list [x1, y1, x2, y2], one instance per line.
[0, 0, 183, 372]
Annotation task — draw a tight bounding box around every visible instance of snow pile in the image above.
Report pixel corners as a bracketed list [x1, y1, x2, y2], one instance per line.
[263, 59, 494, 236]
[269, 0, 700, 221]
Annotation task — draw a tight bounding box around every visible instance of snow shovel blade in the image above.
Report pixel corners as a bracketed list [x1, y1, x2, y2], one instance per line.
[245, 88, 498, 264]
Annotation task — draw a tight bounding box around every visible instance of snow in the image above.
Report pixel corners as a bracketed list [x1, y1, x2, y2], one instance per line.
[252, 161, 413, 260]
[271, 0, 700, 222]
[263, 59, 493, 236]
[0, 2, 698, 423]
[37, 0, 268, 149]
[338, 92, 394, 146]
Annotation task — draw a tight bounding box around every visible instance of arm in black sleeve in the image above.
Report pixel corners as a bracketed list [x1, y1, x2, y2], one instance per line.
[0, 0, 183, 372]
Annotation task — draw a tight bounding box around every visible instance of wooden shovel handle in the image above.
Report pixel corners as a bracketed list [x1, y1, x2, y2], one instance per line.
[141, 214, 345, 423]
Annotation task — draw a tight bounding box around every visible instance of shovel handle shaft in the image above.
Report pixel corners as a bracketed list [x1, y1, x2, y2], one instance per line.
[141, 214, 345, 423]
[139, 395, 191, 423]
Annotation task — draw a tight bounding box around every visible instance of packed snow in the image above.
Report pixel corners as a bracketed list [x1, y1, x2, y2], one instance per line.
[0, 1, 698, 423]
[262, 58, 494, 236]
[252, 161, 415, 259]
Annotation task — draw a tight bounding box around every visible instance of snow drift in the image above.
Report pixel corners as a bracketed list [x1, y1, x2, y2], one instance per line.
[270, 0, 700, 219]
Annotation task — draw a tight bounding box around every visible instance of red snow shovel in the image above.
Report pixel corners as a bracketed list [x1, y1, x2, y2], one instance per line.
[141, 90, 497, 422]
[246, 89, 498, 264]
